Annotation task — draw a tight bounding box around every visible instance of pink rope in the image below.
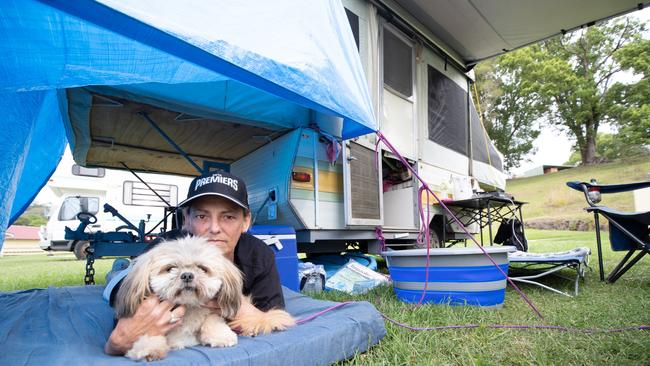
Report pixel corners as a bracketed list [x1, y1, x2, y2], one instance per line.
[417, 186, 432, 305]
[382, 313, 650, 333]
[295, 301, 353, 325]
[375, 131, 544, 319]
[375, 226, 386, 252]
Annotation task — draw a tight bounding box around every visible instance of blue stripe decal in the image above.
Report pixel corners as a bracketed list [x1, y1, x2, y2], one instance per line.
[393, 289, 506, 306]
[388, 264, 509, 282]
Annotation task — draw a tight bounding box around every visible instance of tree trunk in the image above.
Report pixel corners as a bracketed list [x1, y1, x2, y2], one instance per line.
[581, 134, 598, 165]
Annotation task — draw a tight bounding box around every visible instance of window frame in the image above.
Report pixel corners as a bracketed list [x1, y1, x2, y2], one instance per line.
[382, 24, 415, 101]
[57, 196, 100, 221]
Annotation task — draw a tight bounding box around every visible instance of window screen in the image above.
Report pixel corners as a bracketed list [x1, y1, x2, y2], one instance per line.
[383, 29, 412, 98]
[470, 101, 503, 171]
[427, 65, 468, 155]
[345, 8, 360, 50]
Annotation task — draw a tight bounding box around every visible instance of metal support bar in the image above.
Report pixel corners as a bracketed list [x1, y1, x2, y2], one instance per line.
[608, 251, 647, 283]
[137, 111, 204, 175]
[509, 262, 581, 297]
[487, 200, 493, 245]
[594, 213, 605, 281]
[509, 278, 573, 297]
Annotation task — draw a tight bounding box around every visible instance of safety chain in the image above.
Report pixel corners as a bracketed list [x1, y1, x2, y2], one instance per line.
[84, 247, 95, 285]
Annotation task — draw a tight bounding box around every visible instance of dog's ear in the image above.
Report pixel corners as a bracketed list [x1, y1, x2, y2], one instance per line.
[216, 259, 243, 319]
[114, 251, 154, 318]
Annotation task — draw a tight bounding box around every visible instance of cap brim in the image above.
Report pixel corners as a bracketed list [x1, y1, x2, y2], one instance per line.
[178, 192, 249, 211]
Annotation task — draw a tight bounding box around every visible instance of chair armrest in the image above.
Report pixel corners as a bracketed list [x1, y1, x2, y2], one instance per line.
[567, 180, 650, 194]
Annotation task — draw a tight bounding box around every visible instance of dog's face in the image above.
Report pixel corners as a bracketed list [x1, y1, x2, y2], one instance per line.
[115, 236, 242, 319]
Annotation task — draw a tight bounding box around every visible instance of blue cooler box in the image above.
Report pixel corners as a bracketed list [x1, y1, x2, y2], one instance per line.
[249, 225, 299, 291]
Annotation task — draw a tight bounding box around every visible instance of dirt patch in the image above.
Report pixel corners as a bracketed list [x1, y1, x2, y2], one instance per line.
[524, 218, 608, 231]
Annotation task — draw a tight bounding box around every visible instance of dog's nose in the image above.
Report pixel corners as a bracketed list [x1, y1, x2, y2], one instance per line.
[180, 272, 194, 282]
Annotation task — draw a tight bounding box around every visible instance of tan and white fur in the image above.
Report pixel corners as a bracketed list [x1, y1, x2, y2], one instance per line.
[114, 235, 293, 361]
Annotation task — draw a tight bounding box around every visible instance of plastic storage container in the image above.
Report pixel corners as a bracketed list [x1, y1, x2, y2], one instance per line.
[249, 225, 300, 291]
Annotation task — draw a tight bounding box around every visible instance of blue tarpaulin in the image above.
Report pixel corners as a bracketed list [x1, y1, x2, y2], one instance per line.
[0, 0, 376, 247]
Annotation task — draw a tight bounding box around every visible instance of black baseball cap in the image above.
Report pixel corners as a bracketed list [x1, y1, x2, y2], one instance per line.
[179, 171, 249, 211]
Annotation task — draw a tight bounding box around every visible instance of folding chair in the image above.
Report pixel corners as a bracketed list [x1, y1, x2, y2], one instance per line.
[567, 180, 650, 283]
[508, 247, 590, 297]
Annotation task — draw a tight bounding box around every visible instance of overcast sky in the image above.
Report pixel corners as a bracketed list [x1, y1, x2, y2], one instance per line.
[511, 7, 649, 176]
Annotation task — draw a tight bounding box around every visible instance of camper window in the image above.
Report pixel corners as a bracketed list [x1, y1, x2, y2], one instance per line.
[344, 8, 360, 50]
[383, 27, 413, 99]
[426, 65, 468, 156]
[58, 197, 99, 221]
[71, 164, 105, 178]
[123, 181, 178, 207]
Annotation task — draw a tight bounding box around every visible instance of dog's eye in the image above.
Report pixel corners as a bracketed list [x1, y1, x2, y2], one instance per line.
[198, 265, 209, 274]
[162, 265, 177, 273]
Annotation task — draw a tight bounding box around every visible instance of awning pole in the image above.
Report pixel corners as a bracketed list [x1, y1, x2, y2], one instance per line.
[137, 111, 204, 175]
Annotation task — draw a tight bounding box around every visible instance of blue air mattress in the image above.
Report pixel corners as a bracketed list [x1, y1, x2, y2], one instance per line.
[0, 286, 385, 366]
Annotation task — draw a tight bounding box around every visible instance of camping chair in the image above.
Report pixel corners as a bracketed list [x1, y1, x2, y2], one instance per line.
[567, 180, 650, 283]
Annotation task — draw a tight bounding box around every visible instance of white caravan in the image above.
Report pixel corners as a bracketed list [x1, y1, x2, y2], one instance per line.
[39, 150, 192, 258]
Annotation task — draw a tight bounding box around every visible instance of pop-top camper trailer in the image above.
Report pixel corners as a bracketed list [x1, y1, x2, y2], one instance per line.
[38, 150, 192, 258]
[1, 0, 644, 257]
[47, 0, 507, 254]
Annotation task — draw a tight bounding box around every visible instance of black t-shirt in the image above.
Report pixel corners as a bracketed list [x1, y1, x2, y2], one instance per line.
[111, 230, 285, 311]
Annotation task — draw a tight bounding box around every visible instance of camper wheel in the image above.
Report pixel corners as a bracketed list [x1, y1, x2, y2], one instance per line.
[73, 241, 90, 260]
[413, 230, 442, 249]
[414, 216, 444, 249]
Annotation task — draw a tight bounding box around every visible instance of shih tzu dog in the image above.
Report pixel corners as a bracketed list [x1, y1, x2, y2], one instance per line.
[114, 235, 295, 361]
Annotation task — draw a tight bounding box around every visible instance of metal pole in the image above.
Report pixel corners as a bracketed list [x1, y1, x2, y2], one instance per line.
[594, 213, 605, 281]
[487, 200, 493, 245]
[138, 111, 204, 175]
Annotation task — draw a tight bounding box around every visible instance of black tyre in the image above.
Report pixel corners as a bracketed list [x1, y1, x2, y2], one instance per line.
[413, 229, 442, 249]
[73, 241, 90, 260]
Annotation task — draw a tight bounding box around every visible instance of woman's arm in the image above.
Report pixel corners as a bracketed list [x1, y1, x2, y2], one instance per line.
[104, 296, 186, 355]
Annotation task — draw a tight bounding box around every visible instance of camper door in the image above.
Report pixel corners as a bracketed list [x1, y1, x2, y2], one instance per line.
[343, 140, 383, 226]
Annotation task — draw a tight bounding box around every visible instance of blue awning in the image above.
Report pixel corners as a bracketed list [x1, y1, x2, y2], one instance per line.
[0, 0, 376, 246]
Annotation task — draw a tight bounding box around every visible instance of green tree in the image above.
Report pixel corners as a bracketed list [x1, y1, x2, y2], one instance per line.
[13, 204, 49, 227]
[473, 50, 542, 171]
[13, 214, 48, 227]
[610, 39, 650, 145]
[564, 132, 649, 165]
[522, 18, 646, 165]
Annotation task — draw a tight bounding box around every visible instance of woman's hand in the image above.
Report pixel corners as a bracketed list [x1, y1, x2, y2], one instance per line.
[104, 296, 186, 355]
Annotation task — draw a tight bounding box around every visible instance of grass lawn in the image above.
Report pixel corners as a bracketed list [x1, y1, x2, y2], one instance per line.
[1, 229, 649, 365]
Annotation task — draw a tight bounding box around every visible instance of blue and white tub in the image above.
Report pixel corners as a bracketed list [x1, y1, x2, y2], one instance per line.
[382, 246, 516, 307]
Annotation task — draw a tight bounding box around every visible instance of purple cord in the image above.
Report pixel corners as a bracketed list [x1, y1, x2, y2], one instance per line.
[375, 227, 386, 252]
[294, 301, 650, 335]
[375, 131, 544, 319]
[295, 301, 354, 325]
[416, 186, 432, 305]
[382, 313, 650, 333]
